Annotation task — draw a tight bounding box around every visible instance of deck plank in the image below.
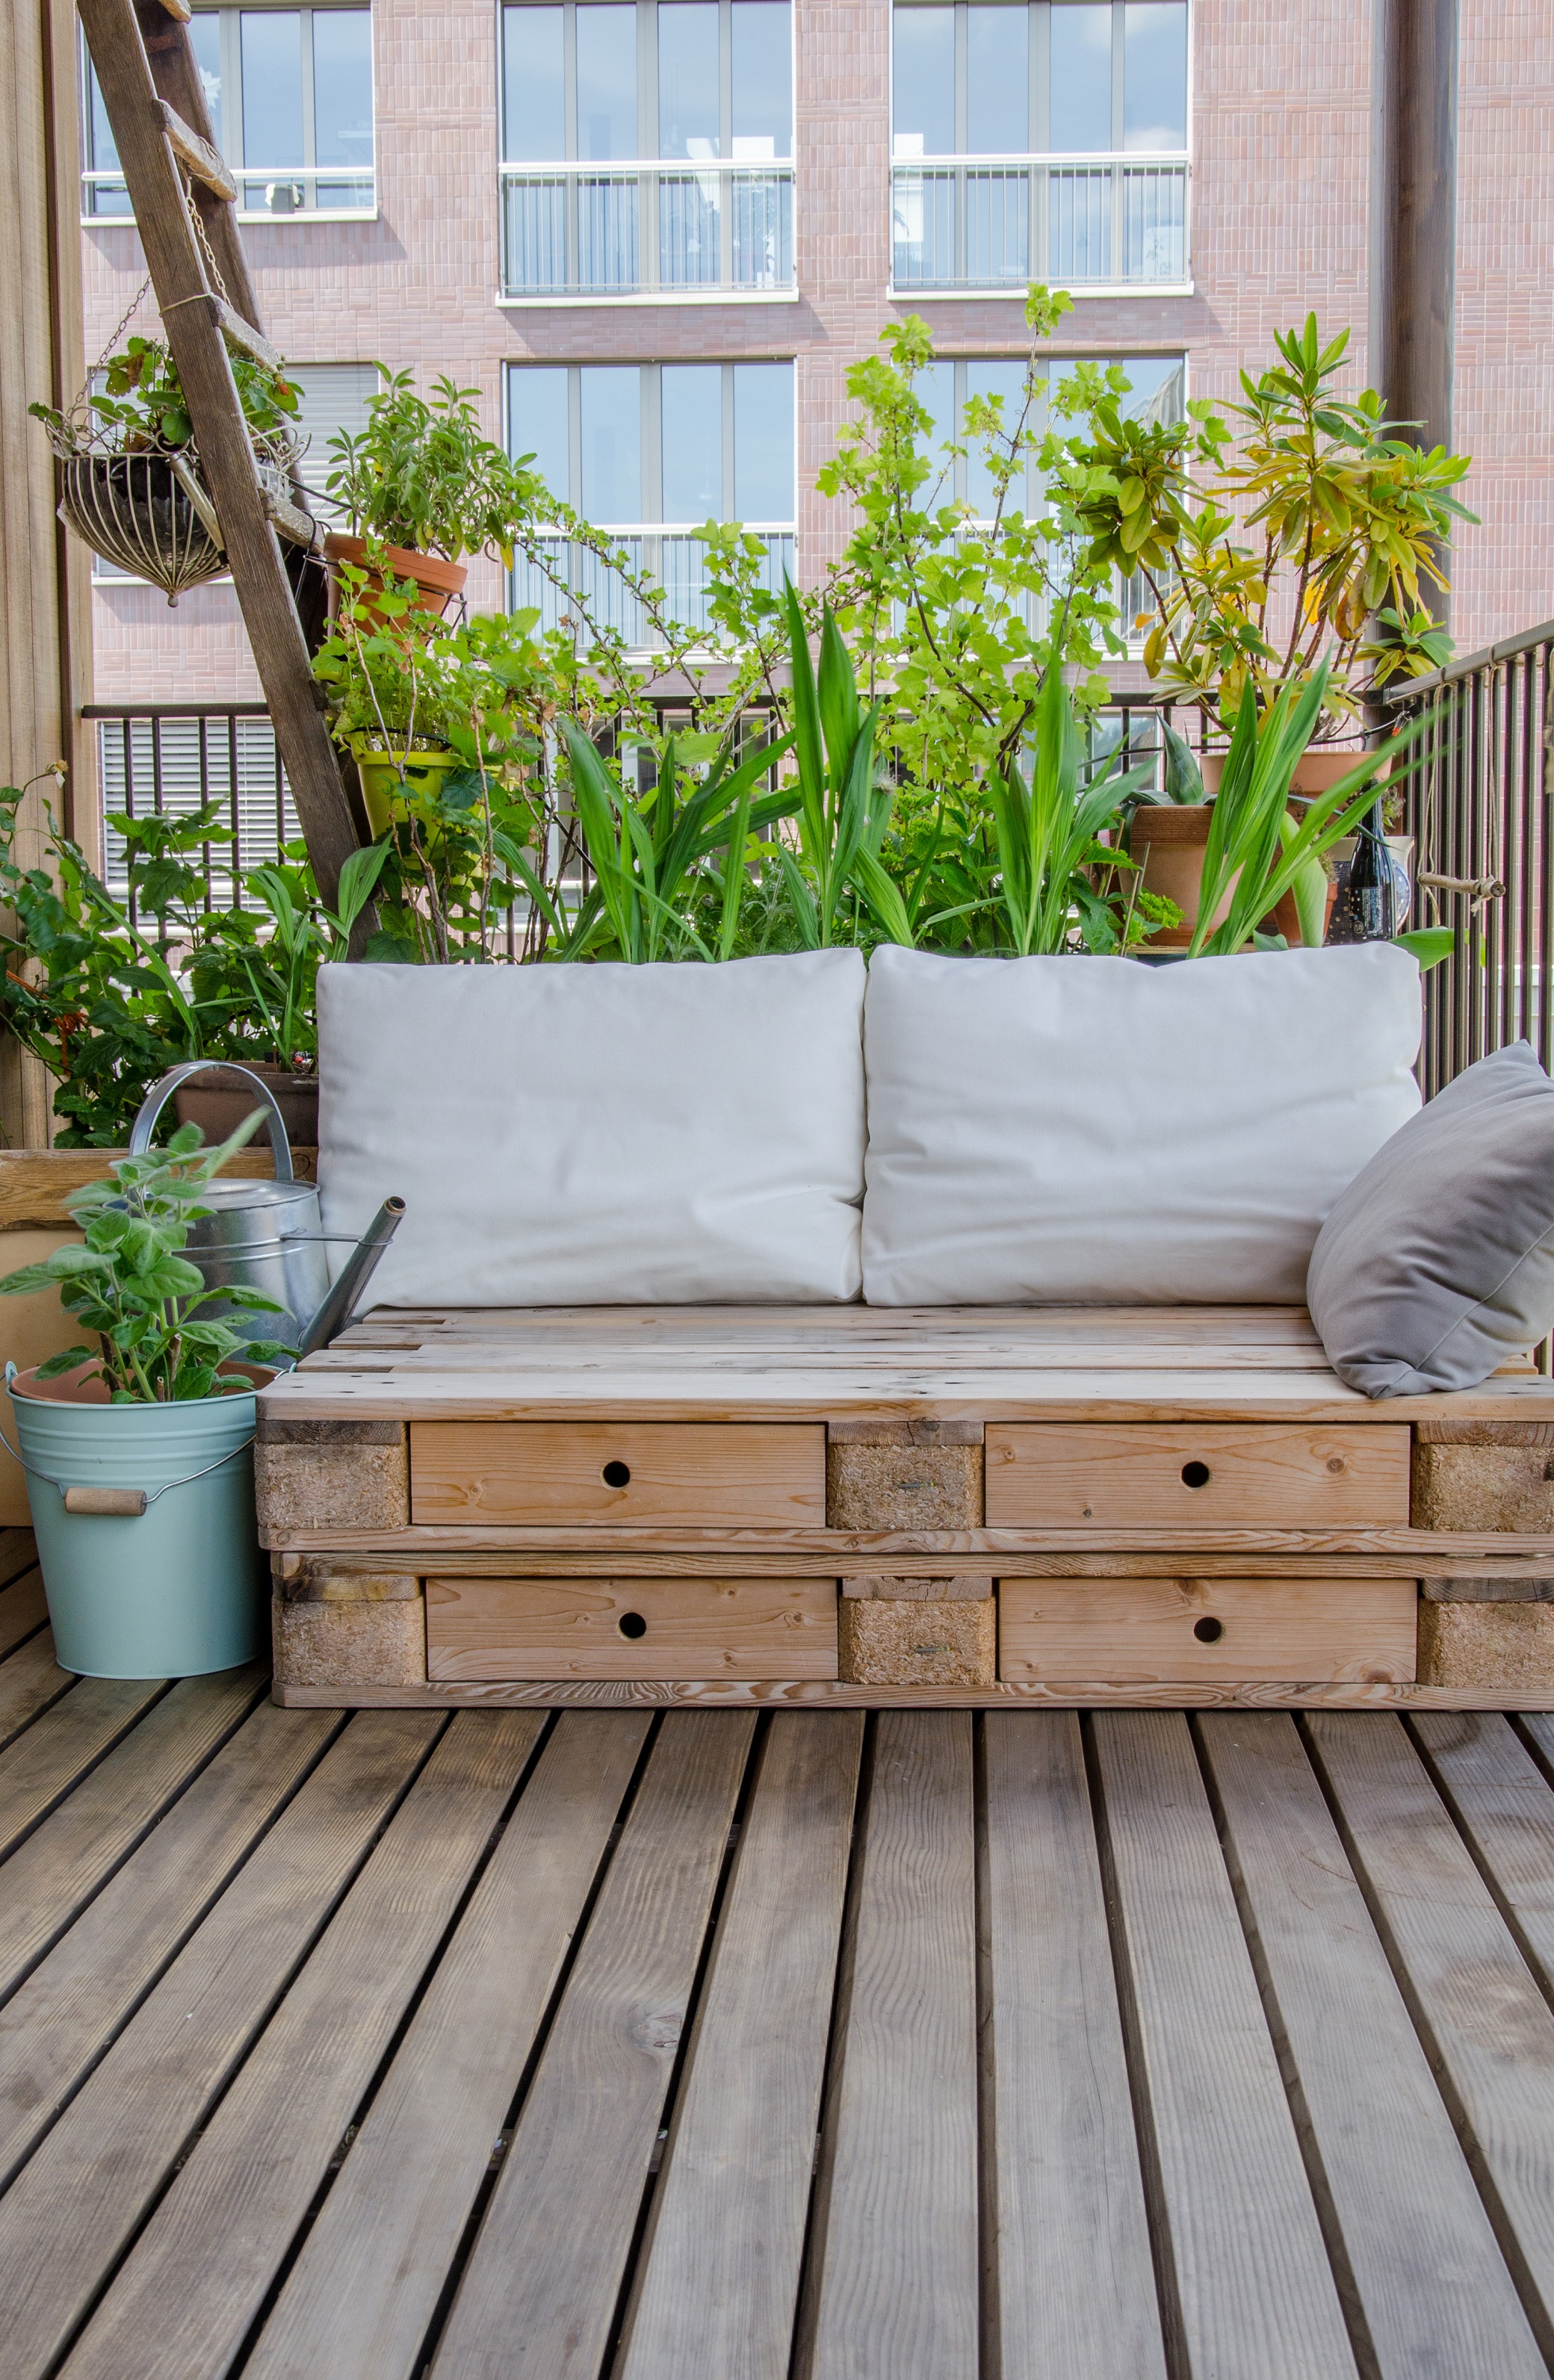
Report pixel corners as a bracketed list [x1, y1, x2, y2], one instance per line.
[430, 1711, 755, 2380]
[0, 1667, 267, 1999]
[0, 1632, 73, 1751]
[0, 1711, 443, 2380]
[0, 1533, 40, 1592]
[0, 1674, 167, 1861]
[805, 1711, 979, 2380]
[244, 1711, 651, 2380]
[1091, 1711, 1358, 2379]
[1307, 1712, 1554, 2355]
[1200, 1713, 1546, 2379]
[0, 1570, 46, 1661]
[618, 1711, 864, 2380]
[58, 1712, 548, 2380]
[1414, 1713, 1554, 1987]
[982, 1713, 1167, 2380]
[0, 1702, 340, 2190]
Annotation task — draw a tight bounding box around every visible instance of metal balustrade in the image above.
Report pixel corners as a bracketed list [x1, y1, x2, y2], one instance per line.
[512, 530, 794, 643]
[501, 162, 793, 299]
[891, 155, 1188, 292]
[86, 703, 300, 918]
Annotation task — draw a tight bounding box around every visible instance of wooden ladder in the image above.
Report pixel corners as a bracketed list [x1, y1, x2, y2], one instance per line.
[73, 0, 363, 905]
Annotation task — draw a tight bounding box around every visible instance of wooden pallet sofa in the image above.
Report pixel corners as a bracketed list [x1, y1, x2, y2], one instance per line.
[260, 946, 1554, 1709]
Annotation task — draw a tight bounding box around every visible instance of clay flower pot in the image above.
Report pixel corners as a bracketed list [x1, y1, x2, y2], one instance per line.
[324, 532, 467, 622]
[1134, 749, 1393, 949]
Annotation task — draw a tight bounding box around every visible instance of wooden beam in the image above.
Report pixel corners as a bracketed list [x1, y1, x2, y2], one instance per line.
[158, 99, 235, 202]
[77, 0, 362, 906]
[1369, 0, 1458, 625]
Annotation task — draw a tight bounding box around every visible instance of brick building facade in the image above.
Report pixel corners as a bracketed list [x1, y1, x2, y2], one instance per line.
[81, 0, 1553, 705]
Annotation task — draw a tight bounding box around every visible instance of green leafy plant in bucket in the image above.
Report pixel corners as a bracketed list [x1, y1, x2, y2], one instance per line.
[0, 1116, 291, 1402]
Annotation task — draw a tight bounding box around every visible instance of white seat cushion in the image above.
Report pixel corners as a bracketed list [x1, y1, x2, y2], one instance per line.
[318, 952, 866, 1307]
[860, 943, 1423, 1305]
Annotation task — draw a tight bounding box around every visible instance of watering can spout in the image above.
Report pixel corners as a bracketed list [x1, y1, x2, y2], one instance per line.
[295, 1197, 406, 1357]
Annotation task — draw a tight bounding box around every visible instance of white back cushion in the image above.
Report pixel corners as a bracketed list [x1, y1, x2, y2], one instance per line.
[861, 943, 1423, 1304]
[318, 952, 866, 1306]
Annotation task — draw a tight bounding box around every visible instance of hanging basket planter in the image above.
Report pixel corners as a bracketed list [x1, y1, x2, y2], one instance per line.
[40, 415, 304, 608]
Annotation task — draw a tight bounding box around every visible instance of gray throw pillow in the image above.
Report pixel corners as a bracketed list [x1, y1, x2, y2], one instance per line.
[1307, 1041, 1554, 1397]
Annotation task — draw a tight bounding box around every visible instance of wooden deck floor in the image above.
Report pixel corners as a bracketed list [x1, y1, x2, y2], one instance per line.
[5, 1537, 1554, 2379]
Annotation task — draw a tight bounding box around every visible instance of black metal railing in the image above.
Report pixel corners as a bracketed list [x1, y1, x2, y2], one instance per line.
[1381, 619, 1554, 1099]
[84, 704, 300, 922]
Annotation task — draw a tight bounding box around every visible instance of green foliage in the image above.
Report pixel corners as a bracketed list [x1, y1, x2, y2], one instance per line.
[776, 583, 911, 949]
[325, 371, 539, 563]
[986, 665, 1160, 955]
[0, 1116, 291, 1401]
[31, 334, 298, 454]
[0, 773, 378, 1145]
[1069, 314, 1477, 729]
[1182, 664, 1426, 958]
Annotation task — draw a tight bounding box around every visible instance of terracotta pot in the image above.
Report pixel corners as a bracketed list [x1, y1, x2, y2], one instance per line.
[1198, 748, 1392, 799]
[1136, 749, 1395, 949]
[173, 1064, 318, 1153]
[324, 532, 467, 622]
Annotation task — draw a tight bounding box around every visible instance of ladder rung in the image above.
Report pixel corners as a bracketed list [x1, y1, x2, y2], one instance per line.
[161, 100, 238, 202]
[213, 297, 283, 376]
[155, 0, 194, 19]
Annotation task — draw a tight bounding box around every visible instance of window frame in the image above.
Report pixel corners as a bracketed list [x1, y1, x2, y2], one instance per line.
[78, 0, 378, 226]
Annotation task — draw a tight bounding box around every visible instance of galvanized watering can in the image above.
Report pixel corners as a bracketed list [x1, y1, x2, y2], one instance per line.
[129, 1062, 404, 1360]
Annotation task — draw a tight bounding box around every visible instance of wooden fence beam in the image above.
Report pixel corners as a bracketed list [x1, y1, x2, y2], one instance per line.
[76, 0, 362, 905]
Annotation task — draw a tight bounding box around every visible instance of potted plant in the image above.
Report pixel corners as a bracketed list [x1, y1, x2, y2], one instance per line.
[31, 333, 303, 607]
[322, 368, 538, 616]
[0, 1119, 292, 1677]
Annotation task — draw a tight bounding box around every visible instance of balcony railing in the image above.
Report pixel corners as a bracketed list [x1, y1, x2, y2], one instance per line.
[891, 154, 1189, 293]
[501, 161, 793, 300]
[87, 704, 300, 919]
[513, 529, 794, 647]
[81, 167, 375, 219]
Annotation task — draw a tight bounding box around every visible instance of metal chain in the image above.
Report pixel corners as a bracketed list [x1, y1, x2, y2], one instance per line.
[182, 170, 233, 308]
[72, 273, 154, 417]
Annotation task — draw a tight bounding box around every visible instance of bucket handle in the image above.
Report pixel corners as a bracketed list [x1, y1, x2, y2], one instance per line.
[0, 1364, 255, 1518]
[129, 1061, 296, 1184]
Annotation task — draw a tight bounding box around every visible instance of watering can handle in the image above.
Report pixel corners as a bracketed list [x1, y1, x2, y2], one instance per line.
[128, 1062, 295, 1183]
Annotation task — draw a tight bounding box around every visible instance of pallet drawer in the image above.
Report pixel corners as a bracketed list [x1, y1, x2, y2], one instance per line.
[997, 1576, 1417, 1684]
[410, 1422, 826, 1527]
[985, 1423, 1411, 1528]
[426, 1575, 839, 1681]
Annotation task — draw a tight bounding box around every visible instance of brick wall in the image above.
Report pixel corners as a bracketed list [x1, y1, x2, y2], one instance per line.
[81, 0, 1554, 704]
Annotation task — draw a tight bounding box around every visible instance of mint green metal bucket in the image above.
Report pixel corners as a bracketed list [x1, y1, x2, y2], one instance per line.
[4, 1364, 268, 1677]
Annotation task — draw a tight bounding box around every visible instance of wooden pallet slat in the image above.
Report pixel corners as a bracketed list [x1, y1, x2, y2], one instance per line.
[618, 1711, 864, 2380]
[0, 1712, 442, 2380]
[1200, 1711, 1547, 2379]
[805, 1711, 980, 2380]
[60, 1712, 548, 2380]
[430, 1711, 755, 2380]
[1090, 1711, 1359, 2379]
[982, 1712, 1167, 2380]
[0, 1702, 341, 2192]
[243, 1711, 650, 2380]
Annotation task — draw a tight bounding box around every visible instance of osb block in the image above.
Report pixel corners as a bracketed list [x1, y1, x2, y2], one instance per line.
[273, 1556, 421, 1605]
[826, 1441, 983, 1531]
[271, 1592, 426, 1690]
[1417, 1599, 1554, 1694]
[1413, 1419, 1554, 1445]
[838, 1596, 996, 1688]
[1412, 1443, 1554, 1534]
[841, 1573, 994, 1602]
[256, 1419, 409, 1535]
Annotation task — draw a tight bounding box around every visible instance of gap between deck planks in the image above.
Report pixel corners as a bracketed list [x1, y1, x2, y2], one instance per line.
[6, 1676, 1554, 2379]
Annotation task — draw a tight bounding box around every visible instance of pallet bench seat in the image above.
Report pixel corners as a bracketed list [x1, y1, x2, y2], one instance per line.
[257, 1304, 1554, 1708]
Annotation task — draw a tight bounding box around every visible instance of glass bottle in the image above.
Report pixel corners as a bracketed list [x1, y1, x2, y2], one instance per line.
[1325, 799, 1396, 943]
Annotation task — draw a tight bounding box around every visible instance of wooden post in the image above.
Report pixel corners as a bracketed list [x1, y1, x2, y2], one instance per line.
[1369, 0, 1458, 626]
[0, 0, 94, 1147]
[73, 0, 362, 904]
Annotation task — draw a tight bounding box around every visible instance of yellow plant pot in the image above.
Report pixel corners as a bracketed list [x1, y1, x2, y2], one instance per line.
[348, 739, 463, 838]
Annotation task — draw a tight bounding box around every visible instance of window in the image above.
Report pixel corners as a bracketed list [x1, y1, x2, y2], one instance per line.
[507, 359, 794, 642]
[82, 4, 374, 220]
[288, 362, 381, 518]
[500, 1, 793, 299]
[891, 1, 1189, 292]
[915, 351, 1183, 636]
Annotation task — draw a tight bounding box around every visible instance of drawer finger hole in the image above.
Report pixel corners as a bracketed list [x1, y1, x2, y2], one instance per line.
[618, 1611, 648, 1640]
[1193, 1615, 1225, 1643]
[1180, 1460, 1212, 1490]
[602, 1460, 632, 1488]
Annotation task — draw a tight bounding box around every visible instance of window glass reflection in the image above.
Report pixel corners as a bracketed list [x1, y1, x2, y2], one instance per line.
[241, 10, 303, 169]
[662, 365, 723, 518]
[966, 6, 1026, 154]
[893, 7, 955, 157]
[1048, 3, 1112, 152]
[504, 5, 565, 161]
[580, 365, 642, 520]
[731, 1, 791, 158]
[575, 4, 637, 160]
[732, 363, 793, 521]
[659, 1, 719, 156]
[1124, 1, 1187, 149]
